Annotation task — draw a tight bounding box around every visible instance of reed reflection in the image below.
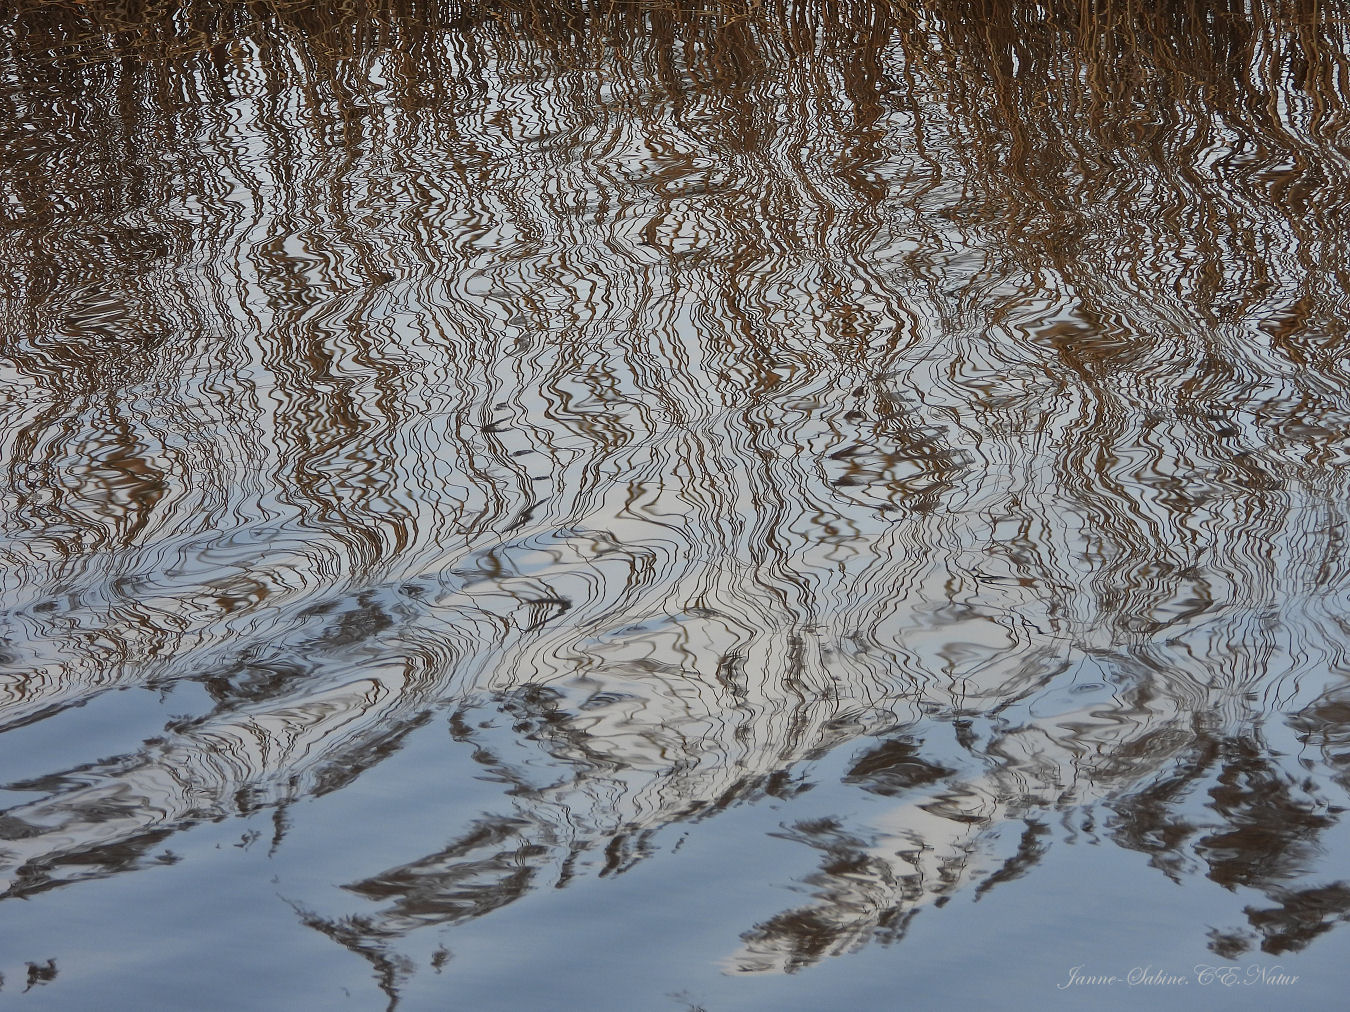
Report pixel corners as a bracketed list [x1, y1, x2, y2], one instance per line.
[1, 0, 1349, 1000]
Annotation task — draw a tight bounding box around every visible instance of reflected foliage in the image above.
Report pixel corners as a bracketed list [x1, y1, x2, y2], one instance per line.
[2, 0, 1350, 1002]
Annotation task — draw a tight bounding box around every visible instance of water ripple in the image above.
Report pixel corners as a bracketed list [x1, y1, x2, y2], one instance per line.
[2, 0, 1350, 1000]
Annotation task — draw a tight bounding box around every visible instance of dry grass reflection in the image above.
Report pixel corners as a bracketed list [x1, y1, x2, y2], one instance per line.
[2, 0, 1350, 1001]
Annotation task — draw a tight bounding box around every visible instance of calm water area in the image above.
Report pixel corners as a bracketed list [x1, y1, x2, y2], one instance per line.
[2, 1, 1350, 1008]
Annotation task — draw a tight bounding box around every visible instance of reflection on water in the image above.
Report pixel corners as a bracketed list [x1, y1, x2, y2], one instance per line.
[2, 0, 1350, 1004]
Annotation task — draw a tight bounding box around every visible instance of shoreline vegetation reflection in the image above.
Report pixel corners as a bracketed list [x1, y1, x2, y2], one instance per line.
[2, 0, 1350, 1004]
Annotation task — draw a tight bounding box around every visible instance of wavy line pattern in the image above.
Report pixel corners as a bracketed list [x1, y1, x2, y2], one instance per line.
[2, 0, 1350, 1001]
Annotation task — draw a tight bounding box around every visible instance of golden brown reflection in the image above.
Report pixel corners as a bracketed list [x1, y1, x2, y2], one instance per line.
[2, 0, 1350, 999]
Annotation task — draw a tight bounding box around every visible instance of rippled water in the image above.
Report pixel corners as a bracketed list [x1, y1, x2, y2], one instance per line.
[2, 1, 1350, 1007]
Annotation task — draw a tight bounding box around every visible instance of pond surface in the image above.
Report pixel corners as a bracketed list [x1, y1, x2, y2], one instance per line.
[2, 1, 1350, 1008]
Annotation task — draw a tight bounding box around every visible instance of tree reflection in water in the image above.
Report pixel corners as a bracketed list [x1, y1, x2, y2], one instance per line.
[1, 0, 1349, 1002]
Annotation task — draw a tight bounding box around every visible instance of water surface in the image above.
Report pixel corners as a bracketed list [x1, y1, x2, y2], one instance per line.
[2, 1, 1350, 1007]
